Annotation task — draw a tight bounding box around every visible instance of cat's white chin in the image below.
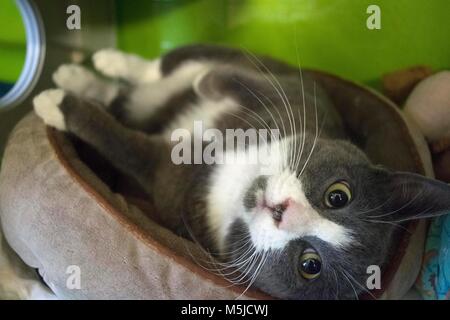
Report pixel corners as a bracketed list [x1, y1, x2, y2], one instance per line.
[247, 216, 299, 252]
[246, 209, 354, 253]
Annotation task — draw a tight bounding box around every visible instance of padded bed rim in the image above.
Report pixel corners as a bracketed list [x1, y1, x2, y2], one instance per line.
[46, 127, 271, 299]
[0, 67, 431, 299]
[46, 67, 432, 299]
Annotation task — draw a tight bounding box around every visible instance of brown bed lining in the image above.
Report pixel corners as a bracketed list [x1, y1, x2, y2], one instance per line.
[47, 127, 271, 299]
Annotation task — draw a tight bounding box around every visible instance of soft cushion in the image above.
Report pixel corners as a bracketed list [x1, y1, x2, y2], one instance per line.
[0, 70, 433, 299]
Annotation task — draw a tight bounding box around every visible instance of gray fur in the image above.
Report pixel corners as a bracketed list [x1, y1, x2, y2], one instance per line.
[40, 44, 450, 299]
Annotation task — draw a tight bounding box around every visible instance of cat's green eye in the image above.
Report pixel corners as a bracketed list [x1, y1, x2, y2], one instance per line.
[324, 181, 352, 208]
[299, 250, 322, 280]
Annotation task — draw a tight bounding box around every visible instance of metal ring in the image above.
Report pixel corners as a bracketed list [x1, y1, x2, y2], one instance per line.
[0, 0, 45, 109]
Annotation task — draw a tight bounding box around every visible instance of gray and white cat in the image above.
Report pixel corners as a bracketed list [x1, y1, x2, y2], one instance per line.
[33, 45, 450, 299]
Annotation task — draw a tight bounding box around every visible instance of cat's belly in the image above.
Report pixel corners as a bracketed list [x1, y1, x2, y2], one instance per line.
[162, 97, 241, 143]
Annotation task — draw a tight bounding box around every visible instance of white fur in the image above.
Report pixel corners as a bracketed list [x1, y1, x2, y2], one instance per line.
[251, 171, 353, 251]
[163, 97, 238, 142]
[207, 140, 286, 252]
[207, 137, 354, 253]
[192, 69, 212, 98]
[93, 48, 162, 84]
[125, 61, 211, 123]
[53, 64, 119, 105]
[33, 89, 66, 131]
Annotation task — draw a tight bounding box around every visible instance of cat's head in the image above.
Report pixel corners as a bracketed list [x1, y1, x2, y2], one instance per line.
[223, 134, 450, 299]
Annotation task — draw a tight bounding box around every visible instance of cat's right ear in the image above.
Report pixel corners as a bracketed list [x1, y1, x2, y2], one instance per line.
[378, 170, 450, 222]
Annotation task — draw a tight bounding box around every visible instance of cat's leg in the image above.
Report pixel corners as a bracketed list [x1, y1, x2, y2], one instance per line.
[91, 44, 295, 86]
[93, 48, 161, 84]
[121, 61, 208, 124]
[33, 88, 168, 190]
[52, 63, 144, 130]
[53, 64, 120, 106]
[90, 48, 210, 128]
[159, 44, 296, 76]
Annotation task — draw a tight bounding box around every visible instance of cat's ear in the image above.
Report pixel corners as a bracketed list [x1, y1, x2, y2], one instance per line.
[380, 170, 450, 222]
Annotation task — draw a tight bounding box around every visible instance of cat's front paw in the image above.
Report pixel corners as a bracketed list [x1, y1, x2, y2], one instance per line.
[53, 64, 97, 95]
[53, 63, 119, 105]
[33, 89, 67, 131]
[93, 48, 161, 84]
[92, 48, 128, 79]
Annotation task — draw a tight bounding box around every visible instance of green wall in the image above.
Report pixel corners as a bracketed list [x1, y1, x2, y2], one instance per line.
[116, 0, 450, 88]
[0, 0, 26, 83]
[2, 0, 448, 89]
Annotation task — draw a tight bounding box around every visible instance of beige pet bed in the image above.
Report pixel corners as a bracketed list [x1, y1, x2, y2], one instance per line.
[0, 70, 433, 299]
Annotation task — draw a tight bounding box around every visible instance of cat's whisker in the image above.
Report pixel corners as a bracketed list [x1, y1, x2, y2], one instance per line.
[330, 267, 340, 300]
[245, 251, 269, 294]
[178, 210, 261, 282]
[179, 213, 222, 268]
[258, 90, 288, 142]
[243, 52, 294, 165]
[227, 249, 260, 285]
[237, 250, 269, 299]
[247, 85, 291, 163]
[387, 206, 436, 224]
[293, 44, 306, 171]
[232, 105, 271, 134]
[178, 240, 228, 275]
[233, 253, 262, 293]
[221, 243, 257, 276]
[199, 235, 253, 268]
[361, 192, 432, 226]
[338, 269, 359, 300]
[220, 110, 268, 152]
[220, 84, 274, 135]
[204, 247, 256, 284]
[353, 194, 398, 217]
[366, 189, 424, 219]
[216, 245, 256, 271]
[212, 247, 255, 270]
[214, 237, 252, 258]
[342, 269, 376, 300]
[217, 94, 286, 154]
[298, 83, 323, 177]
[232, 77, 284, 145]
[359, 218, 412, 233]
[242, 49, 296, 172]
[213, 257, 255, 277]
[229, 106, 272, 147]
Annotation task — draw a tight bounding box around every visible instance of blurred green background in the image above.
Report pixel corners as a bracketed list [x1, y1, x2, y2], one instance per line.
[1, 0, 449, 93]
[0, 0, 26, 95]
[115, 0, 450, 87]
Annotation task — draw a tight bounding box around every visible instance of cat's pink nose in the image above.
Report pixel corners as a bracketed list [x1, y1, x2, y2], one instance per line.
[268, 198, 293, 225]
[265, 199, 312, 231]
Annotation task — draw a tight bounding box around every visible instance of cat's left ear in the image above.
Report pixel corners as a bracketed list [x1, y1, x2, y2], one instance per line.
[380, 171, 450, 222]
